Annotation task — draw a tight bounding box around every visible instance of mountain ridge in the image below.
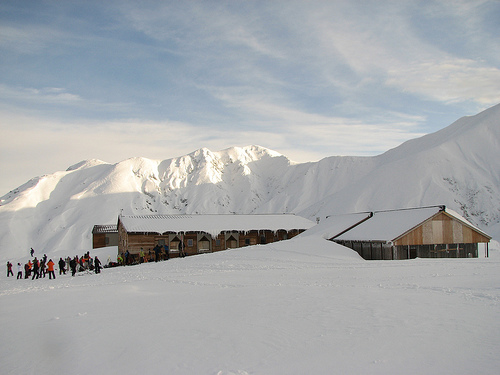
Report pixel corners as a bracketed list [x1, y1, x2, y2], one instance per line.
[1, 106, 499, 260]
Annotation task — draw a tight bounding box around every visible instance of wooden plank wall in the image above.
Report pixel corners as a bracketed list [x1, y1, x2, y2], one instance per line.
[93, 233, 107, 249]
[118, 228, 304, 257]
[394, 212, 490, 246]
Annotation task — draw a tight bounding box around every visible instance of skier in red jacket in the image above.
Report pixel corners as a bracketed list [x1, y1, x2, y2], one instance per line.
[47, 259, 56, 279]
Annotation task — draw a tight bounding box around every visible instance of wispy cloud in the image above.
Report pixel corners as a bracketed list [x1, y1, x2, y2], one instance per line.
[126, 1, 499, 110]
[0, 24, 64, 54]
[387, 59, 500, 106]
[0, 84, 82, 104]
[302, 1, 500, 107]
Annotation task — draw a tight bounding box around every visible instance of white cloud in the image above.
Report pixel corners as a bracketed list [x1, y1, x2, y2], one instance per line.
[298, 1, 500, 107]
[386, 59, 500, 105]
[0, 84, 83, 104]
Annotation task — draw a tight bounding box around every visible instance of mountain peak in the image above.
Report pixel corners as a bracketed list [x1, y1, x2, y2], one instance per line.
[66, 159, 109, 171]
[380, 103, 500, 161]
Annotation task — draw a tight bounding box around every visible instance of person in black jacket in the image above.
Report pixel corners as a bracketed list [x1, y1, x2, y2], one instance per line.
[94, 256, 101, 274]
[154, 245, 161, 262]
[58, 258, 66, 275]
[32, 258, 40, 280]
[70, 257, 77, 276]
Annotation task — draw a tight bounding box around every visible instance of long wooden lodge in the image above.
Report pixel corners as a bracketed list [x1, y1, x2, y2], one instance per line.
[117, 213, 315, 261]
[325, 205, 491, 260]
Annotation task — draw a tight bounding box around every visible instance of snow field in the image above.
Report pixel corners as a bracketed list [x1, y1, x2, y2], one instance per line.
[1, 238, 499, 374]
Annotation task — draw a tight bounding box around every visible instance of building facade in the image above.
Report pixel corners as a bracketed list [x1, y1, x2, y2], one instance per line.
[327, 206, 491, 260]
[92, 224, 119, 249]
[117, 214, 315, 262]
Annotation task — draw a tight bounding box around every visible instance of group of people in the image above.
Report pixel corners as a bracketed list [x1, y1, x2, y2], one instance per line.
[117, 242, 184, 265]
[6, 250, 103, 280]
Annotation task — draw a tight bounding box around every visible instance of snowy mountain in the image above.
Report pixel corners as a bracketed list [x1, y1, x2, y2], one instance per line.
[301, 103, 500, 227]
[1, 104, 499, 260]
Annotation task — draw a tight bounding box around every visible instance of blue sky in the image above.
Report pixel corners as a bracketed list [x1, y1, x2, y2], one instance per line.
[1, 0, 500, 195]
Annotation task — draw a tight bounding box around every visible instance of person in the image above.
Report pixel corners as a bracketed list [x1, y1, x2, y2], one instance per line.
[24, 263, 30, 279]
[30, 248, 34, 257]
[84, 252, 91, 270]
[117, 253, 123, 266]
[47, 259, 56, 279]
[39, 258, 46, 278]
[139, 248, 145, 263]
[58, 258, 66, 275]
[125, 250, 130, 265]
[94, 256, 101, 274]
[32, 257, 39, 280]
[7, 261, 13, 277]
[164, 244, 169, 260]
[178, 241, 185, 258]
[17, 263, 23, 279]
[154, 245, 160, 262]
[70, 257, 77, 277]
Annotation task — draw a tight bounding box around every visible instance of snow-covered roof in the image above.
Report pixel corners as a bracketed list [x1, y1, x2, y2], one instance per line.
[302, 212, 372, 240]
[330, 205, 492, 242]
[119, 214, 315, 237]
[333, 206, 443, 242]
[92, 224, 118, 234]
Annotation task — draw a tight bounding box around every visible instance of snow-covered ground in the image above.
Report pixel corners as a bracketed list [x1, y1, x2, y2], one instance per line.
[1, 235, 499, 375]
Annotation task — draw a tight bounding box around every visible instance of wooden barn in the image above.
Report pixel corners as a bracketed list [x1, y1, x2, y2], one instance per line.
[326, 205, 491, 260]
[117, 213, 315, 262]
[92, 224, 119, 249]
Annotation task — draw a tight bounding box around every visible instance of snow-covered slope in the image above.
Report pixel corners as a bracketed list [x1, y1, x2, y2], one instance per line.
[2, 238, 499, 374]
[1, 104, 499, 260]
[300, 103, 500, 229]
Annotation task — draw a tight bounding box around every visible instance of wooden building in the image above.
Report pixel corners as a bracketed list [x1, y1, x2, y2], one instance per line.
[92, 224, 119, 249]
[117, 214, 315, 261]
[326, 205, 491, 260]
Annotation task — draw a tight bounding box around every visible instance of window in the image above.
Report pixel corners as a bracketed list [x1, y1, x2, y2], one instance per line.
[187, 239, 193, 247]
